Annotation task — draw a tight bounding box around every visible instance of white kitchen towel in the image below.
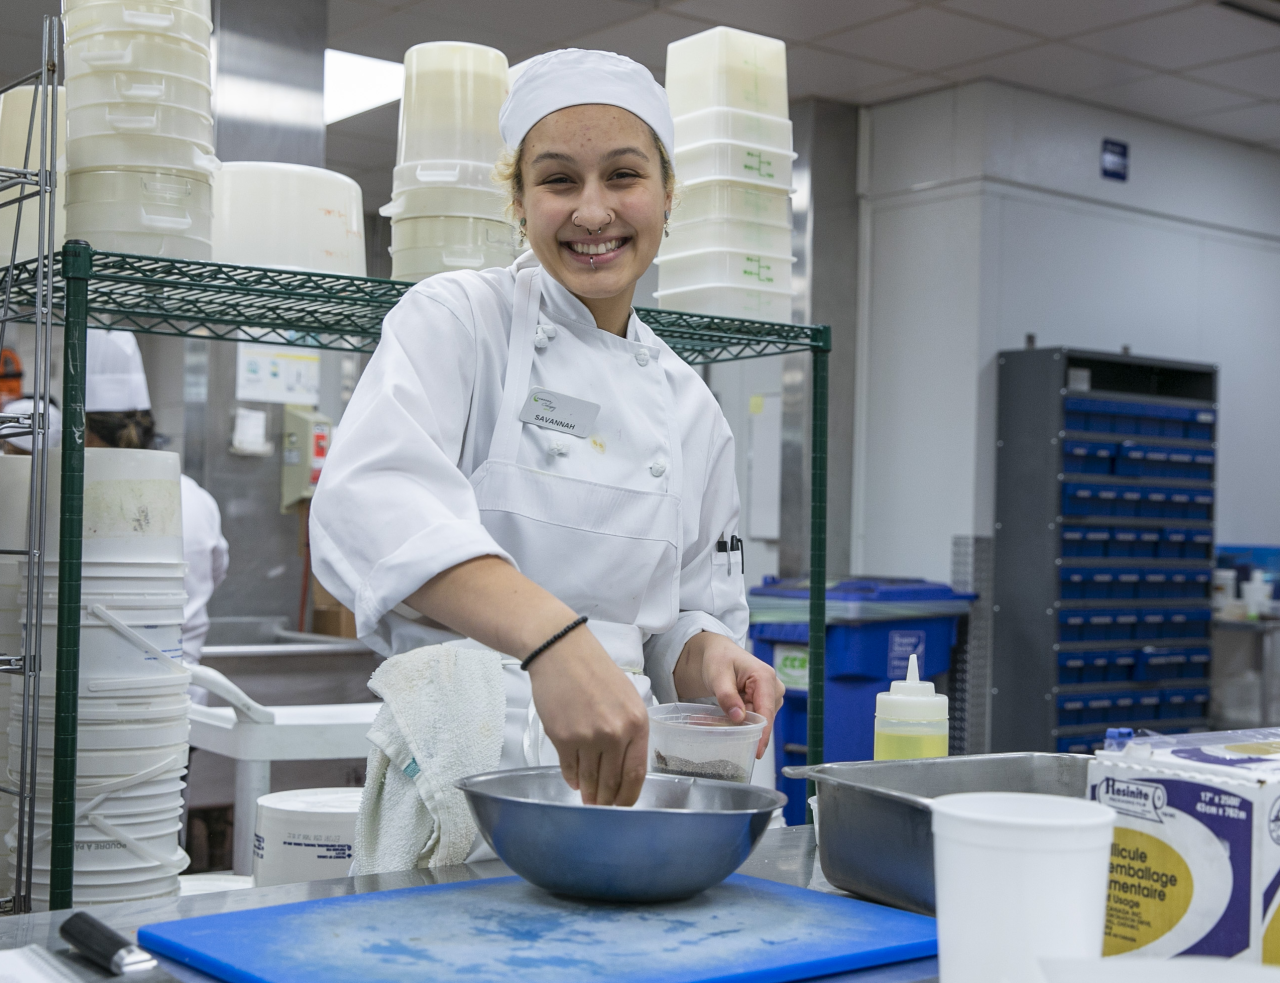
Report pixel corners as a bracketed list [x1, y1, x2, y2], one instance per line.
[353, 642, 505, 874]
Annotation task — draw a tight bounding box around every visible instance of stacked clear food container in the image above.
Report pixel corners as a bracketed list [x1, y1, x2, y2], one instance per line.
[63, 0, 218, 259]
[380, 41, 516, 283]
[657, 27, 795, 321]
[0, 86, 67, 263]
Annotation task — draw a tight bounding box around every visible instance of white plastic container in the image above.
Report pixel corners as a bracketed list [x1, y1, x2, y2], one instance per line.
[380, 185, 506, 223]
[398, 42, 508, 168]
[0, 87, 68, 264]
[663, 218, 791, 257]
[873, 653, 949, 761]
[68, 101, 212, 147]
[670, 180, 790, 228]
[931, 792, 1115, 983]
[653, 282, 793, 322]
[63, 1, 212, 50]
[63, 0, 210, 16]
[389, 215, 516, 282]
[64, 70, 210, 116]
[655, 246, 794, 293]
[646, 703, 765, 784]
[65, 132, 220, 179]
[674, 107, 791, 152]
[252, 787, 361, 887]
[67, 168, 211, 209]
[674, 140, 795, 191]
[67, 197, 210, 242]
[392, 159, 503, 198]
[64, 34, 211, 85]
[666, 26, 789, 120]
[211, 162, 365, 275]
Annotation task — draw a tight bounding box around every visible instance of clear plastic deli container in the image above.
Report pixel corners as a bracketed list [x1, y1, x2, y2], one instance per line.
[653, 283, 793, 322]
[647, 702, 766, 784]
[63, 1, 213, 50]
[655, 246, 795, 293]
[674, 107, 791, 152]
[66, 168, 213, 211]
[65, 71, 211, 117]
[398, 41, 508, 168]
[389, 216, 516, 282]
[674, 140, 796, 191]
[669, 180, 791, 227]
[666, 26, 789, 120]
[663, 218, 791, 257]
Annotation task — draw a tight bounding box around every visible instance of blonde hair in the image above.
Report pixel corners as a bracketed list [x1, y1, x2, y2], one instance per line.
[493, 122, 676, 220]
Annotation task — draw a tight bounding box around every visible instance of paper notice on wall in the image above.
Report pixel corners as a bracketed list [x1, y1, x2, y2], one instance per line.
[231, 406, 270, 455]
[235, 343, 320, 406]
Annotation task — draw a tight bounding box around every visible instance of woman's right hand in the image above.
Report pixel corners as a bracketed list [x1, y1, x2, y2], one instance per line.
[527, 630, 649, 807]
[405, 555, 649, 807]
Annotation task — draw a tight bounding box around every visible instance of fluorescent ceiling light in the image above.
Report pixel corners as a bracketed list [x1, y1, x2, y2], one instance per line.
[324, 49, 404, 125]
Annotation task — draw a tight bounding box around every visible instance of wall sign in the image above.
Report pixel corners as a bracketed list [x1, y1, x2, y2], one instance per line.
[1102, 139, 1129, 182]
[235, 342, 320, 405]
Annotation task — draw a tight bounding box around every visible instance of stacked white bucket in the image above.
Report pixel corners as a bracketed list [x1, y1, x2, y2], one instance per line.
[63, 0, 218, 260]
[381, 42, 516, 283]
[656, 27, 795, 321]
[8, 448, 191, 908]
[0, 86, 67, 262]
[0, 458, 33, 884]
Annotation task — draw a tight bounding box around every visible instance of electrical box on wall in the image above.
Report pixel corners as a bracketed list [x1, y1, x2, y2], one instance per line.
[281, 404, 330, 512]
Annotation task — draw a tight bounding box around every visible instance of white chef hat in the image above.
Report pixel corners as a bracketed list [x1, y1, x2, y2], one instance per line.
[86, 329, 151, 413]
[2, 398, 61, 452]
[500, 49, 674, 160]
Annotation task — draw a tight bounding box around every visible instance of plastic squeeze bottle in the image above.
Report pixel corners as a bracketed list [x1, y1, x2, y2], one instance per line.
[873, 653, 949, 760]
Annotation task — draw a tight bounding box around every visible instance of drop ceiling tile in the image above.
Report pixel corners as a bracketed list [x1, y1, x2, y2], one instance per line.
[941, 42, 1155, 93]
[329, 0, 388, 43]
[848, 73, 951, 105]
[1191, 49, 1280, 101]
[1189, 101, 1280, 143]
[668, 0, 911, 43]
[1074, 4, 1280, 70]
[824, 6, 1038, 72]
[939, 0, 1188, 40]
[786, 45, 909, 100]
[563, 11, 710, 74]
[1090, 72, 1259, 120]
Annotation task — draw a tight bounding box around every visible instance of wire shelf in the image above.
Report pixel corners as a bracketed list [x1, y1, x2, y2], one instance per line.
[3, 249, 831, 361]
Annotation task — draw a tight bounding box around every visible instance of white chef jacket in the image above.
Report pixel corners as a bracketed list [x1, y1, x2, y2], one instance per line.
[310, 254, 748, 702]
[181, 472, 229, 663]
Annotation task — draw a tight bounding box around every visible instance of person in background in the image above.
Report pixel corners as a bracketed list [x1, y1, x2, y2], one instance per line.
[84, 329, 229, 665]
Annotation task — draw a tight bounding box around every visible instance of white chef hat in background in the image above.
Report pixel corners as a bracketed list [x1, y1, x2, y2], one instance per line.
[501, 48, 674, 160]
[86, 329, 151, 413]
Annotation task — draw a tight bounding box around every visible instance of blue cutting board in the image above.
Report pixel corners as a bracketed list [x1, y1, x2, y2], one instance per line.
[139, 874, 936, 983]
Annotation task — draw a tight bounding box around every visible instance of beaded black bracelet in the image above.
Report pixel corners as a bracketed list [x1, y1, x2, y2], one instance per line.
[520, 616, 589, 671]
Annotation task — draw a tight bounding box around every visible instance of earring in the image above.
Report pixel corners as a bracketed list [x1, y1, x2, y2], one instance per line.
[518, 217, 526, 245]
[663, 210, 670, 239]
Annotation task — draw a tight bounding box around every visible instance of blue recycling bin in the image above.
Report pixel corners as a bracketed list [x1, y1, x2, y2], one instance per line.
[748, 576, 974, 826]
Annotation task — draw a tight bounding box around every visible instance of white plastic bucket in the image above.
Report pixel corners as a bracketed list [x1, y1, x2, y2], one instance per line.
[931, 792, 1116, 983]
[0, 87, 68, 264]
[398, 42, 507, 167]
[673, 140, 796, 192]
[64, 33, 211, 85]
[211, 162, 365, 275]
[379, 185, 507, 223]
[663, 218, 791, 257]
[63, 2, 213, 50]
[252, 787, 361, 887]
[669, 179, 791, 227]
[653, 282, 793, 321]
[674, 107, 792, 152]
[63, 71, 211, 115]
[9, 740, 189, 781]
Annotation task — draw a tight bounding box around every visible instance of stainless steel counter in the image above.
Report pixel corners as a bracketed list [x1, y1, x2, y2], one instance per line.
[0, 825, 937, 983]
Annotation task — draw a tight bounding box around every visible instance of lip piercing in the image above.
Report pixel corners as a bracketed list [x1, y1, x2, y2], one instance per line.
[589, 256, 596, 270]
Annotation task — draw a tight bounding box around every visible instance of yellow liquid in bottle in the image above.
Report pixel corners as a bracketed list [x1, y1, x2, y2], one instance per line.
[873, 731, 949, 761]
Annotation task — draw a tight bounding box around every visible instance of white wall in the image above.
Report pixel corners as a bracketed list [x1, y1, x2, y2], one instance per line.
[854, 81, 1280, 583]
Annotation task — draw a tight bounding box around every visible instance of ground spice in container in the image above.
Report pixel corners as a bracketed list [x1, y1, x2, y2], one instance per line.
[652, 750, 748, 783]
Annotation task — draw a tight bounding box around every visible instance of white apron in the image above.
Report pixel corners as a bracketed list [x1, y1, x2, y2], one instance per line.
[465, 265, 684, 772]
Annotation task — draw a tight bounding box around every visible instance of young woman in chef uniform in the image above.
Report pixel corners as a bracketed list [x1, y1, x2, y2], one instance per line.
[311, 49, 783, 808]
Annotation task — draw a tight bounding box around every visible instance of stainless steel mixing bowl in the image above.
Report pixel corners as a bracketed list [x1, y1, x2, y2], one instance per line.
[456, 766, 786, 903]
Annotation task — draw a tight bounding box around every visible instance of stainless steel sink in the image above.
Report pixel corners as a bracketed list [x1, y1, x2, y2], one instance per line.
[784, 753, 1091, 914]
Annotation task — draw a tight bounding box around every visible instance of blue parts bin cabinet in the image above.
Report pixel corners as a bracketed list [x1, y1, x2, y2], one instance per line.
[993, 348, 1217, 753]
[748, 577, 974, 826]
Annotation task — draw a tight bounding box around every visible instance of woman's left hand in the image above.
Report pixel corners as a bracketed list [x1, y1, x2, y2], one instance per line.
[672, 632, 786, 759]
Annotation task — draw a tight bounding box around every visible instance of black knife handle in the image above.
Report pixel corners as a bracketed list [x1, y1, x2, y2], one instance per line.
[60, 911, 132, 972]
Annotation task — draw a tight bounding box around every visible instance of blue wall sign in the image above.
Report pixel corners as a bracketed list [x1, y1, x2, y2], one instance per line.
[1102, 139, 1129, 181]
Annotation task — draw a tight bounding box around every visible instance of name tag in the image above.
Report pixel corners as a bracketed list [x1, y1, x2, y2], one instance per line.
[518, 388, 600, 437]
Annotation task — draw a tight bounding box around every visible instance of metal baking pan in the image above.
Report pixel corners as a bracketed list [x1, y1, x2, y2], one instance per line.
[783, 753, 1090, 915]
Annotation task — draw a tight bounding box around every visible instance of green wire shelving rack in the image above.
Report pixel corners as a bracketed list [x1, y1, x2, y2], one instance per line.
[8, 241, 830, 908]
